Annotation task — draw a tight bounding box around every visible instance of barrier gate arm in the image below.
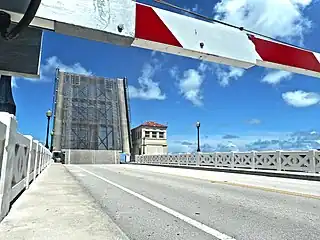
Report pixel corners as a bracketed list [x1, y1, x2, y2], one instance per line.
[2, 0, 320, 78]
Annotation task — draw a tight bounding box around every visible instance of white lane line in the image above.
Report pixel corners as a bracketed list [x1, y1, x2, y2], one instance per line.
[76, 166, 236, 240]
[74, 173, 86, 177]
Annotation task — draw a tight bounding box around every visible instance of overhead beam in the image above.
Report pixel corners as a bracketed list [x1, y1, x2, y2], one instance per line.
[1, 1, 320, 78]
[1, 0, 136, 46]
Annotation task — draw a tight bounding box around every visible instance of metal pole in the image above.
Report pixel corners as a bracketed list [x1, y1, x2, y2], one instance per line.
[197, 126, 201, 152]
[0, 75, 16, 115]
[45, 116, 50, 148]
[143, 137, 145, 155]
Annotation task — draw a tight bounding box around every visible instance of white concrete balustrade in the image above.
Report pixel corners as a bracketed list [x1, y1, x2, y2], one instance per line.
[0, 112, 52, 221]
[136, 150, 320, 173]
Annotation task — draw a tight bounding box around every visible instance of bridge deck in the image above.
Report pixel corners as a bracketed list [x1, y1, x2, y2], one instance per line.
[0, 164, 129, 240]
[1, 163, 320, 240]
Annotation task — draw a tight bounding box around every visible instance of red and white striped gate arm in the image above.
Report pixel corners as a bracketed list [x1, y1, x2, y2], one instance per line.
[133, 3, 320, 78]
[3, 0, 320, 78]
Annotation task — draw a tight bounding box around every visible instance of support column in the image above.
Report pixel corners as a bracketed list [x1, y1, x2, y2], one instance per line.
[0, 75, 16, 115]
[117, 78, 130, 154]
[52, 70, 64, 151]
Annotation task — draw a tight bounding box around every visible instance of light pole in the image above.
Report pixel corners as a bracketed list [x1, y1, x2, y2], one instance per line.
[45, 109, 52, 149]
[142, 137, 146, 155]
[196, 121, 201, 152]
[50, 131, 54, 152]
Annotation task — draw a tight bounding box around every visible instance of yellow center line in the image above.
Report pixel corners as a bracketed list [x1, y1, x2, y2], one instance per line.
[209, 180, 320, 200]
[132, 168, 320, 200]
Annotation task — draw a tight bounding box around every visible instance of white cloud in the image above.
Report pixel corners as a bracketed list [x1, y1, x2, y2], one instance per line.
[179, 69, 204, 106]
[169, 66, 179, 79]
[183, 4, 201, 17]
[214, 0, 313, 43]
[215, 66, 245, 87]
[282, 91, 320, 107]
[151, 50, 157, 57]
[187, 4, 200, 13]
[168, 130, 320, 153]
[168, 132, 280, 153]
[14, 56, 92, 87]
[247, 118, 261, 125]
[128, 60, 166, 100]
[151, 50, 166, 57]
[171, 63, 208, 106]
[42, 56, 92, 78]
[11, 78, 18, 88]
[262, 70, 293, 85]
[212, 0, 314, 84]
[198, 62, 208, 72]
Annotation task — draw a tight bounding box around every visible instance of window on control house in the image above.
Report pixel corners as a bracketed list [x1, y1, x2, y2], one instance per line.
[145, 131, 150, 138]
[159, 132, 164, 138]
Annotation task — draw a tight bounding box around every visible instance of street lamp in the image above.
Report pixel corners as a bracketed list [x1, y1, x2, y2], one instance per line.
[196, 121, 201, 152]
[142, 137, 146, 155]
[50, 131, 54, 152]
[45, 109, 52, 149]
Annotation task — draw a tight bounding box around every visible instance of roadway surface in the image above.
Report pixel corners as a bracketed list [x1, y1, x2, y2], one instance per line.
[67, 164, 320, 240]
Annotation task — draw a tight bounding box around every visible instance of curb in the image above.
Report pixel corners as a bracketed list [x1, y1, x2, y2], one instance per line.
[131, 163, 320, 182]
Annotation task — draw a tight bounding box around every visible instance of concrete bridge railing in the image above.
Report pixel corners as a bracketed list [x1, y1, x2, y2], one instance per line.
[135, 150, 320, 173]
[0, 112, 52, 221]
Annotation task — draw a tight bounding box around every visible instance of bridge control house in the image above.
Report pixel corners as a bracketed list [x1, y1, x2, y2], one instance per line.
[131, 122, 168, 156]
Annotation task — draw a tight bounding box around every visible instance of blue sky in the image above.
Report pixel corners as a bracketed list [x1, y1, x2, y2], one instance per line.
[12, 0, 320, 152]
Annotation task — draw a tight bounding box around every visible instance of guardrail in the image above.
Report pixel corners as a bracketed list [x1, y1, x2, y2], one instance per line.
[135, 150, 320, 173]
[0, 112, 52, 221]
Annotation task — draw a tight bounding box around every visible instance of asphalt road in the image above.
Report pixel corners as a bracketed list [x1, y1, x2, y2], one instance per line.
[66, 164, 320, 240]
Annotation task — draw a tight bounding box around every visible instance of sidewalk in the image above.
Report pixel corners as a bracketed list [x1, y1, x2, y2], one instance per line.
[0, 164, 129, 240]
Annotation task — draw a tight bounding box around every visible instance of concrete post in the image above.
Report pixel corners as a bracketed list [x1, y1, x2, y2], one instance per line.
[230, 152, 235, 168]
[33, 140, 39, 181]
[251, 151, 256, 169]
[68, 149, 71, 164]
[25, 135, 33, 190]
[276, 150, 282, 171]
[114, 151, 117, 164]
[38, 146, 42, 175]
[44, 152, 47, 168]
[309, 150, 316, 173]
[42, 147, 45, 171]
[214, 152, 218, 167]
[42, 148, 45, 170]
[40, 147, 43, 172]
[0, 112, 17, 221]
[46, 152, 48, 167]
[196, 152, 200, 166]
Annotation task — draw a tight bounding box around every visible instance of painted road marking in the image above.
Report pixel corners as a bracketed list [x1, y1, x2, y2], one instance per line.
[210, 181, 320, 200]
[74, 173, 86, 177]
[119, 165, 320, 200]
[76, 166, 236, 240]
